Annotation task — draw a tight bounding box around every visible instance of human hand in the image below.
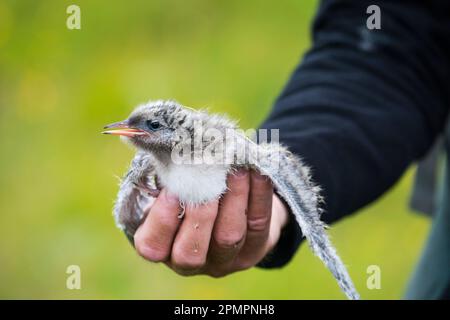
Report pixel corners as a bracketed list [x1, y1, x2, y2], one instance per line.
[134, 169, 289, 277]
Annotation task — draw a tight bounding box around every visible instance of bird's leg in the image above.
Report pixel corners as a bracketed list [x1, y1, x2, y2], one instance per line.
[178, 201, 186, 219]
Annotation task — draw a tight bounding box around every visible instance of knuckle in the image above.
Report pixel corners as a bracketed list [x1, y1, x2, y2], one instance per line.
[250, 191, 273, 208]
[214, 230, 245, 249]
[135, 240, 168, 262]
[252, 194, 272, 206]
[247, 215, 270, 232]
[171, 248, 206, 270]
[235, 259, 255, 271]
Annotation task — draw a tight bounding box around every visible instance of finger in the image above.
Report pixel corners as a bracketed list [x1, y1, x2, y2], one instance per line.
[134, 189, 181, 262]
[169, 200, 219, 275]
[207, 169, 249, 269]
[234, 170, 273, 269]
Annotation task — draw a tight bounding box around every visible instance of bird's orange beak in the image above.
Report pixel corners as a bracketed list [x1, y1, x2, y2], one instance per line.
[102, 120, 147, 137]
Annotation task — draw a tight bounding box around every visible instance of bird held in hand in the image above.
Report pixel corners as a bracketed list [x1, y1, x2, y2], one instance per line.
[103, 100, 360, 300]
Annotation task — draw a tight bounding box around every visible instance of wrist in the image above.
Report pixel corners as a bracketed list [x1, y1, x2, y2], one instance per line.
[257, 193, 304, 269]
[272, 194, 289, 231]
[264, 194, 289, 254]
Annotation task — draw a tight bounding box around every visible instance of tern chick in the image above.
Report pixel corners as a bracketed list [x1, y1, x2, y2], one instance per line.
[103, 100, 360, 300]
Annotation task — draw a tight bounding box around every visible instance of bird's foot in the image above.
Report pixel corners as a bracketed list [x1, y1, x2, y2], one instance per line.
[178, 201, 186, 219]
[133, 182, 160, 198]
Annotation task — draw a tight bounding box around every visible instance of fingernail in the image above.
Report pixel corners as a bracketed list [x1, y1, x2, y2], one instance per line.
[164, 189, 179, 204]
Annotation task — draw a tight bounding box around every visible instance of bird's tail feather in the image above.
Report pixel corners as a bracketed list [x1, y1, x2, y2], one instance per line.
[255, 143, 360, 300]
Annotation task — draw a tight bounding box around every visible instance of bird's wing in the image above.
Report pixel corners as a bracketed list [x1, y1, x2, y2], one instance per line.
[236, 134, 359, 299]
[113, 151, 157, 244]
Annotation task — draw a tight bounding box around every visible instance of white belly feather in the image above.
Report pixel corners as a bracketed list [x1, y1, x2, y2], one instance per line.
[156, 163, 230, 204]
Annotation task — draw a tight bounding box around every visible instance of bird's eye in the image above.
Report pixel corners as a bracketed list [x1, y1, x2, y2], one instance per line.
[146, 120, 161, 131]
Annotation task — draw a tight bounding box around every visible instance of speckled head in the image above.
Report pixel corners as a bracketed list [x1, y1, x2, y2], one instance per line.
[103, 100, 237, 156]
[103, 100, 192, 152]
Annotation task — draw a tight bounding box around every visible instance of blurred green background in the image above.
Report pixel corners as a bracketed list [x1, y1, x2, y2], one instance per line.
[0, 0, 430, 299]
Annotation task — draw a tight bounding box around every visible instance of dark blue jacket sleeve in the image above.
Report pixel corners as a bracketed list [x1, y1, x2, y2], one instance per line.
[258, 0, 450, 268]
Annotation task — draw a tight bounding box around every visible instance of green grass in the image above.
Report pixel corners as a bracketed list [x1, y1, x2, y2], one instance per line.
[0, 0, 430, 299]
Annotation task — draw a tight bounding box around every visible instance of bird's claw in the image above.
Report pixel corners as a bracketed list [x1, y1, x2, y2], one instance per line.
[178, 202, 186, 219]
[133, 181, 160, 198]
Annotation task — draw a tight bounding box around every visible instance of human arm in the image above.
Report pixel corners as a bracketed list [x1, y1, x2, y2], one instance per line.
[258, 0, 450, 267]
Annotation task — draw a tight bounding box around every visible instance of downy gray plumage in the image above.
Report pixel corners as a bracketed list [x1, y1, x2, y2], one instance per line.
[104, 100, 360, 300]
